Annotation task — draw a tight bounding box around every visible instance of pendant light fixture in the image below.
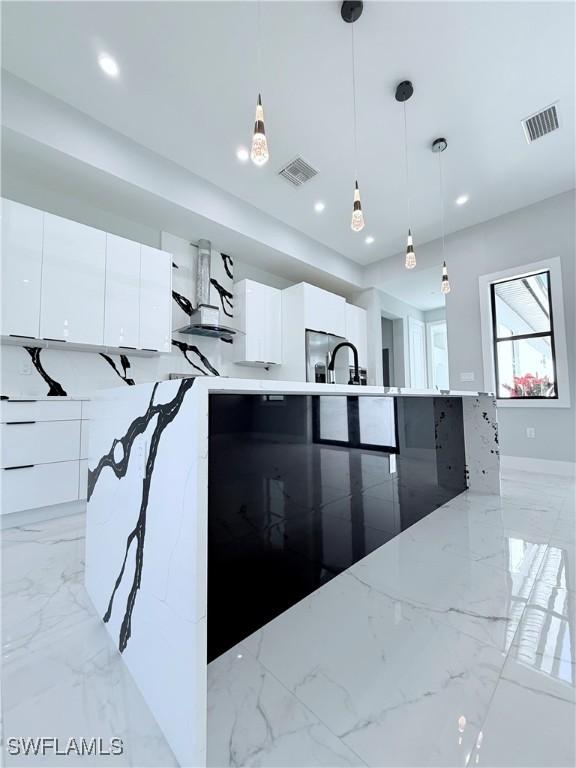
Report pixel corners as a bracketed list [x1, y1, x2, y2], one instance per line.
[396, 80, 416, 269]
[342, 2, 365, 232]
[432, 137, 451, 295]
[250, 2, 269, 166]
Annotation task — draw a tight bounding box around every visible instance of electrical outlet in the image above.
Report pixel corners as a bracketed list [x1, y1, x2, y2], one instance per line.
[20, 358, 32, 375]
[526, 427, 536, 439]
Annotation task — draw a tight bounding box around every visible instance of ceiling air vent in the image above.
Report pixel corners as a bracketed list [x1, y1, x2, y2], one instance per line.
[522, 103, 559, 143]
[278, 156, 318, 187]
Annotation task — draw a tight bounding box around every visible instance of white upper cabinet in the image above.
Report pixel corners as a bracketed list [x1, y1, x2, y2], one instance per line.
[1, 200, 172, 353]
[302, 283, 346, 337]
[40, 213, 106, 344]
[345, 303, 368, 368]
[139, 244, 172, 352]
[1, 199, 43, 338]
[104, 234, 141, 349]
[233, 279, 282, 366]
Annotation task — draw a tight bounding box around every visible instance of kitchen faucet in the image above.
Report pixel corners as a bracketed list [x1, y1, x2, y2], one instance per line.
[327, 342, 360, 385]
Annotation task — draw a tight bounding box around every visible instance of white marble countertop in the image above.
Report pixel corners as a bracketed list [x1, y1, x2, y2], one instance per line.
[185, 377, 493, 398]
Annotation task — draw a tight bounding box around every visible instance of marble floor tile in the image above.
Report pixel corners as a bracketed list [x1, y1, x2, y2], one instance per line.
[207, 644, 366, 767]
[3, 469, 575, 767]
[398, 504, 549, 578]
[346, 538, 529, 651]
[3, 622, 179, 767]
[510, 584, 575, 681]
[434, 493, 563, 544]
[468, 653, 576, 767]
[241, 572, 506, 767]
[1, 512, 177, 767]
[537, 538, 576, 593]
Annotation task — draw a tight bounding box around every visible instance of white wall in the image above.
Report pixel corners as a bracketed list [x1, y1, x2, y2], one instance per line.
[367, 191, 576, 463]
[423, 307, 446, 324]
[233, 261, 294, 290]
[379, 290, 425, 388]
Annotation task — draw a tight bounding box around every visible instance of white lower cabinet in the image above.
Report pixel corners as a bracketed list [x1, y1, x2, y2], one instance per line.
[0, 400, 81, 423]
[2, 461, 80, 515]
[1, 421, 81, 468]
[0, 399, 87, 516]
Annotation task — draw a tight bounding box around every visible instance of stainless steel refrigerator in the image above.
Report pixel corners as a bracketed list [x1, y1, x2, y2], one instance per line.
[305, 330, 351, 384]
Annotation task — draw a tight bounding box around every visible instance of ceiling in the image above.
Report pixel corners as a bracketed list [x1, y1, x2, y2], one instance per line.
[2, 1, 575, 266]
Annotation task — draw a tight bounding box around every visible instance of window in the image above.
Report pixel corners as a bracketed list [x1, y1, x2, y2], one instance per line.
[490, 271, 557, 399]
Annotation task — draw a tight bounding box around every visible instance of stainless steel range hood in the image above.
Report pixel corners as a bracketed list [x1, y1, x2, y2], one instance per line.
[176, 239, 239, 340]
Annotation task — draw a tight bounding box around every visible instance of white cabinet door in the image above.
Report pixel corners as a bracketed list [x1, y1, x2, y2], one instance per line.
[260, 285, 282, 364]
[345, 304, 368, 368]
[303, 284, 346, 336]
[234, 280, 281, 365]
[1, 199, 43, 339]
[104, 233, 141, 348]
[40, 213, 106, 344]
[139, 245, 172, 352]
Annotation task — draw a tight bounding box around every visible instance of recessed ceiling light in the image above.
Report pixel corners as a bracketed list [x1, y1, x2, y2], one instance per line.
[365, 235, 375, 244]
[236, 147, 249, 162]
[455, 194, 469, 206]
[98, 53, 119, 78]
[314, 201, 325, 213]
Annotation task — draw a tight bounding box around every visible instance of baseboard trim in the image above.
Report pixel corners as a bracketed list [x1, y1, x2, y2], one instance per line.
[501, 455, 576, 477]
[1, 500, 86, 529]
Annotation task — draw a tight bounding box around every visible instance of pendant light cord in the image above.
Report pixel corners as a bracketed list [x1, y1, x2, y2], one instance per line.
[257, 0, 262, 90]
[438, 150, 446, 258]
[351, 23, 358, 177]
[403, 102, 411, 225]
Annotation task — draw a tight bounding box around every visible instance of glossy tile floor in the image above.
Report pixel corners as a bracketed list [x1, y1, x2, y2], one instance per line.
[2, 469, 574, 767]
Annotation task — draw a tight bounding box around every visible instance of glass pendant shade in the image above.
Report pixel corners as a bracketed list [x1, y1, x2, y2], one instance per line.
[405, 229, 416, 269]
[441, 261, 451, 295]
[250, 94, 269, 166]
[351, 181, 365, 232]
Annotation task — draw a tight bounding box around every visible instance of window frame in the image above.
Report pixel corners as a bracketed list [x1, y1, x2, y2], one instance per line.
[490, 270, 558, 401]
[479, 257, 571, 409]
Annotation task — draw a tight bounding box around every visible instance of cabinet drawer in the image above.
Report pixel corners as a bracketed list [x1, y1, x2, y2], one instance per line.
[1, 460, 79, 514]
[1, 420, 81, 468]
[0, 400, 82, 423]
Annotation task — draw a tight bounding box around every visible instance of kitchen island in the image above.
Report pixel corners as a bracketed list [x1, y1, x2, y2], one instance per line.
[85, 379, 499, 766]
